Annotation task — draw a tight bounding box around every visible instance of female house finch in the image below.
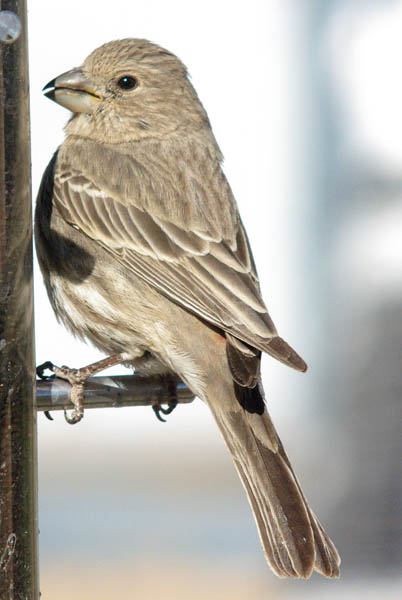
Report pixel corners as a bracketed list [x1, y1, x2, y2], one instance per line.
[35, 39, 340, 578]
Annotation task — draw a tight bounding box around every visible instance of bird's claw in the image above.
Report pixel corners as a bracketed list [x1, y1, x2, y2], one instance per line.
[160, 403, 177, 416]
[152, 403, 168, 422]
[37, 362, 56, 420]
[36, 360, 55, 380]
[152, 399, 178, 422]
[152, 374, 179, 422]
[152, 401, 177, 423]
[64, 405, 84, 425]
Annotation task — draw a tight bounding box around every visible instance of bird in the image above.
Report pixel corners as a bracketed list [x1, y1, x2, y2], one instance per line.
[35, 38, 340, 579]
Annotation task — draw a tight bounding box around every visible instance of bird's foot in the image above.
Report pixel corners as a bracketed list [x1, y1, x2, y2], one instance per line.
[152, 374, 179, 422]
[36, 354, 124, 424]
[45, 364, 87, 424]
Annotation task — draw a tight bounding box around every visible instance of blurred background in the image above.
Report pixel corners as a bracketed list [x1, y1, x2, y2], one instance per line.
[28, 1, 402, 598]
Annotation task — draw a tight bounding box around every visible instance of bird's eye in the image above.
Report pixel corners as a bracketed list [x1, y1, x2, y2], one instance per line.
[117, 75, 138, 90]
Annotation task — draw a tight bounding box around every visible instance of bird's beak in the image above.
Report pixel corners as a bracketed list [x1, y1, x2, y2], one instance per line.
[42, 68, 101, 114]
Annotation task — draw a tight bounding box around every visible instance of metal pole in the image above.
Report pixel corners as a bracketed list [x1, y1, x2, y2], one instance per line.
[36, 374, 194, 413]
[0, 2, 39, 599]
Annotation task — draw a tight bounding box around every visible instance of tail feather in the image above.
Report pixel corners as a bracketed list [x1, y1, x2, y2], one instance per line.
[235, 458, 305, 577]
[206, 381, 340, 579]
[272, 421, 340, 577]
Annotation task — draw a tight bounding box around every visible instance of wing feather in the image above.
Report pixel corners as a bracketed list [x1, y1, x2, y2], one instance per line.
[51, 140, 306, 369]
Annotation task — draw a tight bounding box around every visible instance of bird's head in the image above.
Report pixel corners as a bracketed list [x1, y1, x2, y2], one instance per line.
[43, 39, 210, 143]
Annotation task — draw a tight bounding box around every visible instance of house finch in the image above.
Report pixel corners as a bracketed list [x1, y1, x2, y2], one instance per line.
[35, 39, 340, 578]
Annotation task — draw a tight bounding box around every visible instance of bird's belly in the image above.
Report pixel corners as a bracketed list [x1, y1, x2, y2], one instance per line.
[46, 270, 149, 358]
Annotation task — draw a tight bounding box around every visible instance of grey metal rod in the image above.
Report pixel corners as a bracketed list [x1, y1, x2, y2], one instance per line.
[36, 375, 195, 412]
[0, 2, 39, 599]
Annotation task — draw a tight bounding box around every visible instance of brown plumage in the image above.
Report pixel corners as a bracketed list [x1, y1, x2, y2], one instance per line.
[35, 39, 340, 578]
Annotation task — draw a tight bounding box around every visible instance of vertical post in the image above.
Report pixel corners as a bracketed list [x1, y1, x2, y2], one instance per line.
[0, 2, 38, 599]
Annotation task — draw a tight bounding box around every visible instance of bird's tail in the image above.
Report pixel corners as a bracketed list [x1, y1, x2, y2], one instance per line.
[205, 380, 340, 578]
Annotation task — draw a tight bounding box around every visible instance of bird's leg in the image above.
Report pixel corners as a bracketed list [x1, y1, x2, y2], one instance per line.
[152, 374, 179, 422]
[37, 354, 124, 424]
